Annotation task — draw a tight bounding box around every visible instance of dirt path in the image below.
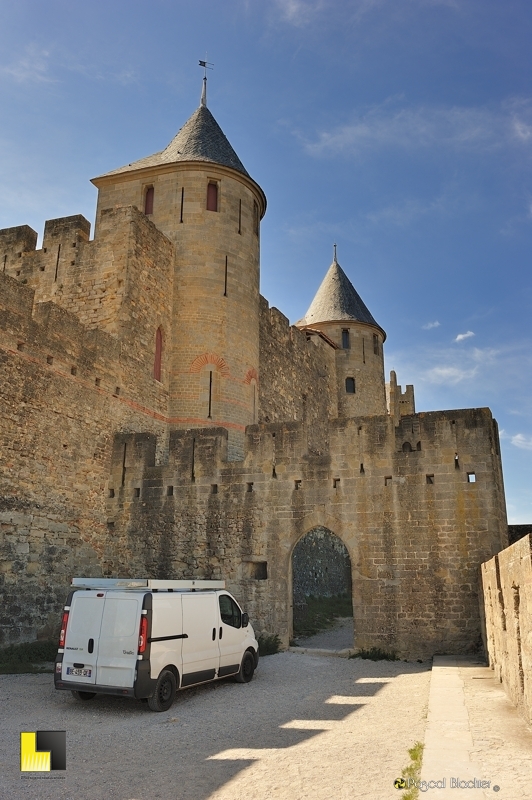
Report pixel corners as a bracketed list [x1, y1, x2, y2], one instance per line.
[292, 617, 354, 650]
[0, 652, 431, 800]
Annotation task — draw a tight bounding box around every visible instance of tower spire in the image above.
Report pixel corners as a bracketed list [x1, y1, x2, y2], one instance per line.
[333, 243, 337, 263]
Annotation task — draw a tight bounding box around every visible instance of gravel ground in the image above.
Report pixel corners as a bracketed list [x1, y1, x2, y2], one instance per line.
[0, 652, 431, 800]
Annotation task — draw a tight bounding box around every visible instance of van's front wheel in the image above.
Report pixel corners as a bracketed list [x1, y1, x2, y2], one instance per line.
[235, 651, 255, 683]
[148, 670, 176, 712]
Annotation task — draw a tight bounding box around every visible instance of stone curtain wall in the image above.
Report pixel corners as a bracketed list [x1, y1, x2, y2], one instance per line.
[292, 527, 352, 604]
[258, 297, 338, 454]
[0, 249, 170, 643]
[481, 535, 532, 725]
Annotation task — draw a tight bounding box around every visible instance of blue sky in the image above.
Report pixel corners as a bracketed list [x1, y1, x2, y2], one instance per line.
[1, 0, 531, 522]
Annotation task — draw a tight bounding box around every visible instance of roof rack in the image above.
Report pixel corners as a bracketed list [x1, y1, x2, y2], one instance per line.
[71, 578, 226, 590]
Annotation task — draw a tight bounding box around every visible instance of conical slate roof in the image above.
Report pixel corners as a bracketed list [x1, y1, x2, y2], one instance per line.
[96, 104, 250, 179]
[297, 258, 385, 338]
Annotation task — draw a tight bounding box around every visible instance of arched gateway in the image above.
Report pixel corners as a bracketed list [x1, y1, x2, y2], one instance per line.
[291, 527, 353, 643]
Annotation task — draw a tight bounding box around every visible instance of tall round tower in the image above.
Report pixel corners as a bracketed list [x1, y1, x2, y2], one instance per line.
[296, 250, 387, 417]
[92, 79, 266, 458]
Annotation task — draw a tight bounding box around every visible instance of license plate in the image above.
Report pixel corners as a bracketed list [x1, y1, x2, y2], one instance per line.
[66, 667, 92, 677]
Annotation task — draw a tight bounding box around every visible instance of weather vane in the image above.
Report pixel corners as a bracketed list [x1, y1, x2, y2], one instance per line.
[199, 58, 214, 78]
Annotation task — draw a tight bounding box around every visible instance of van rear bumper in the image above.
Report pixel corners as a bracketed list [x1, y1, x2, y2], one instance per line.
[54, 679, 136, 698]
[54, 659, 157, 699]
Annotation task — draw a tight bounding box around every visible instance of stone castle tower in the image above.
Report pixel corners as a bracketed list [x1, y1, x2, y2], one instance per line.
[0, 82, 508, 658]
[91, 79, 266, 458]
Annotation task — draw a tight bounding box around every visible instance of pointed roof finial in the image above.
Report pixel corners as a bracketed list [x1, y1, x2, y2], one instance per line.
[198, 58, 214, 108]
[333, 242, 337, 262]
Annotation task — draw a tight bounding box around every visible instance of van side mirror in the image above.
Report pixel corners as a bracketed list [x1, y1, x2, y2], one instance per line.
[241, 612, 249, 628]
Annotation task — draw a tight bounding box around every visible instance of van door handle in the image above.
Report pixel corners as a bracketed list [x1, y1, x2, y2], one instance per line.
[219, 627, 223, 640]
[212, 628, 216, 641]
[88, 638, 94, 654]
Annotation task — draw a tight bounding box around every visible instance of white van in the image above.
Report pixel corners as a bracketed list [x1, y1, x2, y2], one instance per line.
[54, 578, 259, 711]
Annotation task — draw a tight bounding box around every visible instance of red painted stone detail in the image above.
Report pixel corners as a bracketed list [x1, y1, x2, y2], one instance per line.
[189, 352, 230, 376]
[244, 368, 258, 385]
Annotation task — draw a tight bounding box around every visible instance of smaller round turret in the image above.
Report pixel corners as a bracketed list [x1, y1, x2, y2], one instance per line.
[296, 249, 387, 417]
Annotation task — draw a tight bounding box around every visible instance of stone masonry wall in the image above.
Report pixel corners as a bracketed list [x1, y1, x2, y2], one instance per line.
[101, 407, 507, 659]
[258, 297, 337, 455]
[0, 260, 171, 643]
[481, 535, 532, 725]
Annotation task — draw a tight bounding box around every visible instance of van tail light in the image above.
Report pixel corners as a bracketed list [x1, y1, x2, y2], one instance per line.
[138, 616, 148, 654]
[59, 611, 69, 648]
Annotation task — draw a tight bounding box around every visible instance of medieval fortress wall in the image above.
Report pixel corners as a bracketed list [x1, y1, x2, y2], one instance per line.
[0, 95, 510, 659]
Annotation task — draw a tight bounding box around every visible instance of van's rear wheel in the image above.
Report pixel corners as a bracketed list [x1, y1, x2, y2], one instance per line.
[148, 670, 176, 712]
[235, 651, 255, 683]
[71, 690, 96, 701]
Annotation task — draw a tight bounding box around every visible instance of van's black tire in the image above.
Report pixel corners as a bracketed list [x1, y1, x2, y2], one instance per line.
[147, 670, 176, 712]
[235, 651, 255, 683]
[71, 690, 96, 701]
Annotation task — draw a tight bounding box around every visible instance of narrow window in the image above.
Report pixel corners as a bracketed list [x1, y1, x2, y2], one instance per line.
[207, 182, 218, 212]
[144, 187, 154, 215]
[373, 334, 379, 355]
[154, 327, 163, 382]
[180, 187, 184, 223]
[362, 338, 365, 363]
[108, 488, 115, 498]
[224, 256, 228, 297]
[71, 366, 77, 376]
[402, 441, 412, 452]
[207, 370, 213, 418]
[121, 443, 127, 487]
[47, 355, 53, 365]
[342, 329, 350, 349]
[416, 441, 422, 451]
[294, 480, 301, 490]
[167, 485, 174, 496]
[253, 201, 259, 235]
[246, 482, 253, 492]
[252, 562, 268, 580]
[467, 472, 476, 483]
[211, 484, 218, 494]
[238, 199, 242, 234]
[333, 478, 340, 489]
[426, 475, 434, 484]
[54, 243, 61, 282]
[360, 463, 365, 474]
[345, 377, 355, 393]
[95, 377, 101, 387]
[385, 476, 392, 486]
[134, 487, 140, 498]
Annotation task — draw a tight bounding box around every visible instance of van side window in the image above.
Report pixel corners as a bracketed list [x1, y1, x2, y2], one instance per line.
[219, 595, 242, 628]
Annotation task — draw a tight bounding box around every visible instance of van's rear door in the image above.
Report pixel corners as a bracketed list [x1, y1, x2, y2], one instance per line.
[61, 591, 105, 685]
[181, 592, 220, 686]
[96, 592, 143, 688]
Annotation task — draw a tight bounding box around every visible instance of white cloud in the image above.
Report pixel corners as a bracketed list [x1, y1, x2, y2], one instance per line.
[424, 365, 478, 385]
[455, 331, 475, 342]
[273, 0, 327, 26]
[0, 45, 56, 84]
[299, 99, 532, 159]
[510, 434, 532, 451]
[422, 321, 440, 329]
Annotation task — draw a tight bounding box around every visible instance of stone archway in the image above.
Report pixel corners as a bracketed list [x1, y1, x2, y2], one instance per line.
[291, 526, 353, 642]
